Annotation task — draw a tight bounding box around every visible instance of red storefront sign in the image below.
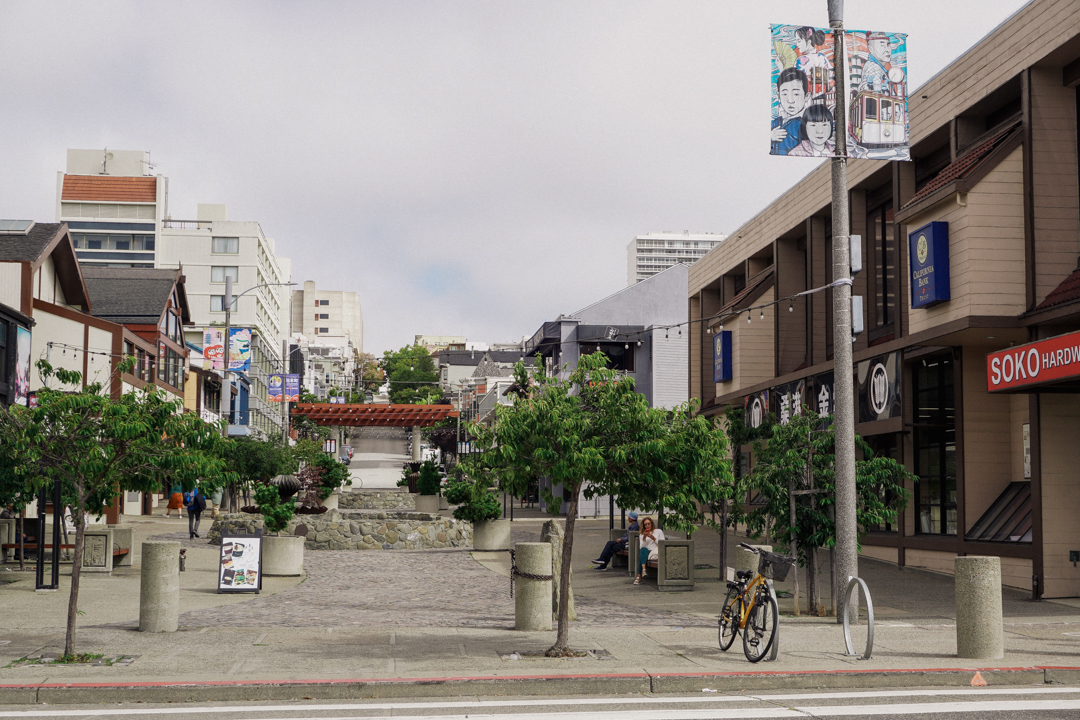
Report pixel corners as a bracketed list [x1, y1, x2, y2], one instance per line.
[986, 330, 1080, 392]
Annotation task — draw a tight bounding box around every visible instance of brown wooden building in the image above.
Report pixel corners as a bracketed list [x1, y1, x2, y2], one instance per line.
[689, 0, 1080, 597]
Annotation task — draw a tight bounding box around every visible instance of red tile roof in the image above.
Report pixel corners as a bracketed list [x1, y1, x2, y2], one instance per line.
[902, 123, 1019, 211]
[1035, 266, 1080, 311]
[62, 175, 157, 202]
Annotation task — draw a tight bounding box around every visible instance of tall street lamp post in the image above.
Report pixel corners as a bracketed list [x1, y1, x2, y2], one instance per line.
[217, 276, 297, 438]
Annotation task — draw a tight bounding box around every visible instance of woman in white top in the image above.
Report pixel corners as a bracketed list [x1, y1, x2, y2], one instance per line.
[634, 516, 665, 585]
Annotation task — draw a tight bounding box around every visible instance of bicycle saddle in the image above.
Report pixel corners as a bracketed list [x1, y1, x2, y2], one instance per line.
[735, 569, 753, 580]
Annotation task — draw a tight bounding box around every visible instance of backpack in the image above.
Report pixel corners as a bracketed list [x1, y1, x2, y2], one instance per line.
[194, 492, 207, 513]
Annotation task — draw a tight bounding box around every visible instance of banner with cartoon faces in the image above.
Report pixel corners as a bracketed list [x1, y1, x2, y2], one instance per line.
[771, 25, 908, 161]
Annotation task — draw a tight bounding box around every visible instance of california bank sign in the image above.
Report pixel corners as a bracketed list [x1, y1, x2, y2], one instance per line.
[987, 330, 1080, 392]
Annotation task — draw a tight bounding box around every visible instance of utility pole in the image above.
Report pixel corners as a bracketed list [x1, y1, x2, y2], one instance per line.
[281, 338, 289, 444]
[828, 0, 859, 622]
[218, 276, 233, 438]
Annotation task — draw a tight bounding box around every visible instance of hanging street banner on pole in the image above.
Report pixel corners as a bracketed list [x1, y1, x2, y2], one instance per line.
[284, 374, 300, 402]
[268, 374, 284, 403]
[204, 328, 253, 372]
[771, 25, 908, 161]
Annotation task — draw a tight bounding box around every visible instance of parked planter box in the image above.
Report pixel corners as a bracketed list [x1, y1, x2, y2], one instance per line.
[473, 518, 511, 551]
[262, 535, 304, 576]
[414, 495, 440, 514]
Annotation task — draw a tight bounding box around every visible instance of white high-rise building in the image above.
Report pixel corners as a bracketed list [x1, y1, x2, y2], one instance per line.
[57, 149, 167, 269]
[290, 281, 364, 400]
[626, 231, 726, 286]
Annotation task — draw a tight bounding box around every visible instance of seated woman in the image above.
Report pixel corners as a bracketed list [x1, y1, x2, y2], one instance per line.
[634, 516, 665, 585]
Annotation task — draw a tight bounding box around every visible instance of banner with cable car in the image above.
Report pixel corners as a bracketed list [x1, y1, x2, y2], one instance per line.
[771, 25, 908, 161]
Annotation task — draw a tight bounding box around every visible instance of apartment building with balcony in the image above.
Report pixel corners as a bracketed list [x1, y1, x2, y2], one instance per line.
[627, 231, 725, 286]
[688, 0, 1080, 598]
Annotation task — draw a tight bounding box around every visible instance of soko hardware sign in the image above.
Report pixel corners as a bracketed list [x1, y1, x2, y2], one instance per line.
[986, 330, 1080, 392]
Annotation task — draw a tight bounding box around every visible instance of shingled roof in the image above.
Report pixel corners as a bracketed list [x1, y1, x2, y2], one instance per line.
[0, 223, 63, 263]
[1035, 264, 1080, 312]
[81, 267, 184, 325]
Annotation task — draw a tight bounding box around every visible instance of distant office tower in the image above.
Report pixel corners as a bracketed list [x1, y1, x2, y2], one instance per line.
[57, 149, 167, 269]
[627, 232, 726, 285]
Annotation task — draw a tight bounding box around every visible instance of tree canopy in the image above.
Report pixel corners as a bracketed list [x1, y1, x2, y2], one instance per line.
[0, 360, 231, 656]
[381, 344, 439, 404]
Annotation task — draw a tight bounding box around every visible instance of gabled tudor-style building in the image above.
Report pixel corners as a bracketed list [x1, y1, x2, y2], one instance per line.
[80, 266, 191, 401]
[0, 221, 133, 401]
[688, 0, 1080, 598]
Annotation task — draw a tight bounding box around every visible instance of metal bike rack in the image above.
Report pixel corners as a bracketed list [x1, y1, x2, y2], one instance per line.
[842, 576, 874, 659]
[765, 579, 780, 662]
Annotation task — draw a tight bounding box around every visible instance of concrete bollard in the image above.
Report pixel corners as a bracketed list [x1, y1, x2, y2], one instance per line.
[514, 542, 552, 631]
[734, 544, 772, 577]
[140, 540, 180, 633]
[955, 556, 1004, 659]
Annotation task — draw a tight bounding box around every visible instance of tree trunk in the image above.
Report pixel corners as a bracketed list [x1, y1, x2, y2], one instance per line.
[718, 500, 728, 581]
[546, 483, 580, 656]
[808, 544, 821, 616]
[17, 515, 25, 572]
[65, 506, 85, 658]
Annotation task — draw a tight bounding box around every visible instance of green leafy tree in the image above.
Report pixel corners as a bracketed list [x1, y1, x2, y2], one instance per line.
[381, 344, 439, 404]
[0, 360, 231, 657]
[417, 460, 441, 496]
[736, 406, 913, 615]
[220, 437, 296, 511]
[479, 354, 734, 656]
[353, 351, 382, 394]
[254, 484, 293, 534]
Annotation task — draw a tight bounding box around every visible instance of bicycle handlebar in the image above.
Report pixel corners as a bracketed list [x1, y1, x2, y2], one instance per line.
[738, 542, 761, 553]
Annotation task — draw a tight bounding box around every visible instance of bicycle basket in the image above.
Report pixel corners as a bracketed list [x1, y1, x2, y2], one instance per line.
[757, 551, 794, 582]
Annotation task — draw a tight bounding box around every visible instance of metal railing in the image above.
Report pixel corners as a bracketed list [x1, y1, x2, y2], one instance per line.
[162, 219, 213, 230]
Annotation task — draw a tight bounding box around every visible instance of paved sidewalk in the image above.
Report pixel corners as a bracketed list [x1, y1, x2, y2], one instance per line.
[2, 512, 1080, 704]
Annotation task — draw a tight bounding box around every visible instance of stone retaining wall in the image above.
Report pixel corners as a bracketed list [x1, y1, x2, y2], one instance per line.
[339, 489, 415, 510]
[208, 510, 471, 550]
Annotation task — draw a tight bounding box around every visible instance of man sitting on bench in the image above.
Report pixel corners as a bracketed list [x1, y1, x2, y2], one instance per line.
[591, 511, 638, 571]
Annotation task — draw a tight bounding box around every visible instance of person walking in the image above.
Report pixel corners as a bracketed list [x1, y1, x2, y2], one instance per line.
[634, 516, 665, 585]
[165, 484, 184, 518]
[591, 511, 639, 571]
[185, 487, 207, 539]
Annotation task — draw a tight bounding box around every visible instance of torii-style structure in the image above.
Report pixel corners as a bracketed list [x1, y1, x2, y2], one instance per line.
[291, 403, 460, 460]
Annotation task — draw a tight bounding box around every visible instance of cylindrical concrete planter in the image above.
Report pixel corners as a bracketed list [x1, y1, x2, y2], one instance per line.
[414, 494, 440, 513]
[140, 540, 180, 633]
[321, 492, 340, 510]
[262, 535, 305, 576]
[515, 542, 552, 631]
[955, 556, 1004, 659]
[438, 495, 449, 511]
[473, 518, 511, 551]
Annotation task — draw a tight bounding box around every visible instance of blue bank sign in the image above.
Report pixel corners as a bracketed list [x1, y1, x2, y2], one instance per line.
[713, 330, 732, 383]
[909, 221, 951, 308]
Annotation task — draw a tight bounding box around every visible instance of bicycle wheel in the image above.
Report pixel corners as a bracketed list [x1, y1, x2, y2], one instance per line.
[718, 586, 741, 651]
[742, 589, 778, 663]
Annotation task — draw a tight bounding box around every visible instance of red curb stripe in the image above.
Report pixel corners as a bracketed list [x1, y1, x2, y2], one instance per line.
[1, 666, 1077, 691]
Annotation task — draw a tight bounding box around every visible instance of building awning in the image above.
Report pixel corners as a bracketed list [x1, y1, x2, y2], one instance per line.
[292, 403, 459, 427]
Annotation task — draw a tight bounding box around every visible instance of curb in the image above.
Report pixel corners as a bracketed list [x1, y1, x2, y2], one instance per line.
[1, 666, 1077, 705]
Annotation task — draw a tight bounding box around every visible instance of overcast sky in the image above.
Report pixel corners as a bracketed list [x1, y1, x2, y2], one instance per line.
[0, 1, 1030, 355]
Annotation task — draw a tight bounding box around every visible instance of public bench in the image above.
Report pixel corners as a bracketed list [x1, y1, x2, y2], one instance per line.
[616, 530, 696, 592]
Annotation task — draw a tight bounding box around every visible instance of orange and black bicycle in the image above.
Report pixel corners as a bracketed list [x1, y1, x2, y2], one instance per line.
[718, 542, 794, 662]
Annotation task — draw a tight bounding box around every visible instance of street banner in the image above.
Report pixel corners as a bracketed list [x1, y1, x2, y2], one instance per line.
[14, 326, 31, 406]
[218, 534, 262, 594]
[770, 25, 908, 161]
[268, 374, 284, 403]
[284, 374, 300, 402]
[204, 328, 253, 372]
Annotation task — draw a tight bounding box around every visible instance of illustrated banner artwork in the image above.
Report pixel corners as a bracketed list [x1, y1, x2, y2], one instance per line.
[14, 326, 31, 406]
[268, 374, 284, 403]
[284, 374, 300, 402]
[204, 328, 252, 372]
[771, 25, 909, 161]
[218, 534, 262, 594]
[744, 390, 770, 429]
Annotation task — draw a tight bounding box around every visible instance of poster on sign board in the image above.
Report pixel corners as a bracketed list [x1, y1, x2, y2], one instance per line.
[204, 328, 252, 372]
[744, 390, 770, 430]
[14, 326, 31, 406]
[218, 534, 262, 594]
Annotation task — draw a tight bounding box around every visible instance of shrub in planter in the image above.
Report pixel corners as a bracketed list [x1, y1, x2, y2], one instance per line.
[417, 460, 441, 496]
[311, 453, 351, 500]
[445, 477, 502, 523]
[254, 483, 294, 535]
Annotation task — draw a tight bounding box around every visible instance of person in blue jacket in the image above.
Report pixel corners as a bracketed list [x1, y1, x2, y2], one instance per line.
[771, 67, 810, 156]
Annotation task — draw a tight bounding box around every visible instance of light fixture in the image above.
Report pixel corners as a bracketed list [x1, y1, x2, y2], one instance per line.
[788, 301, 794, 313]
[637, 341, 642, 347]
[760, 309, 765, 320]
[624, 343, 629, 349]
[747, 314, 751, 324]
[719, 321, 723, 331]
[665, 329, 669, 339]
[678, 327, 682, 337]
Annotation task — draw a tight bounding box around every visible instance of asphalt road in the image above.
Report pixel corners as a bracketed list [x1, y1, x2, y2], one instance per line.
[3, 686, 1080, 719]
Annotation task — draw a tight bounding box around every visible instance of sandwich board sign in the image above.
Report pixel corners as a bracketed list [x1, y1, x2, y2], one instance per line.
[218, 533, 263, 593]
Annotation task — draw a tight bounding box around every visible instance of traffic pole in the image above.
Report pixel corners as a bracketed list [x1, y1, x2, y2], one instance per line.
[828, 0, 859, 622]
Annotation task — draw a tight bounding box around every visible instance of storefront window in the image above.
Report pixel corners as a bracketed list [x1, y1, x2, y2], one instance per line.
[913, 353, 956, 535]
[866, 433, 900, 532]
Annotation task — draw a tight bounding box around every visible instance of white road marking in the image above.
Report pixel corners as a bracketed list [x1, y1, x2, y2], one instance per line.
[796, 698, 1080, 716]
[0, 686, 1078, 718]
